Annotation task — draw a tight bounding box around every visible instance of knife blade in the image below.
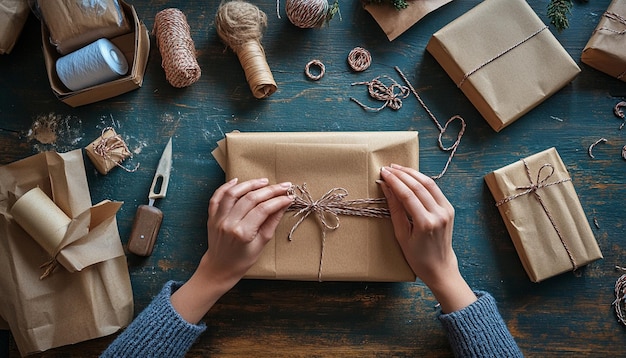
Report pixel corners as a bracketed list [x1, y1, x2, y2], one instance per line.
[128, 137, 172, 256]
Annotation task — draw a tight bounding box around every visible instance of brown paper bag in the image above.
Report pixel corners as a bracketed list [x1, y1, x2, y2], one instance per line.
[581, 0, 626, 82]
[38, 0, 131, 54]
[0, 0, 30, 54]
[212, 131, 418, 282]
[426, 0, 580, 132]
[0, 150, 133, 356]
[484, 148, 603, 283]
[363, 0, 452, 41]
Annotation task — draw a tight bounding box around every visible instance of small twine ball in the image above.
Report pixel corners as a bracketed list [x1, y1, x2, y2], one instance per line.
[347, 47, 371, 72]
[153, 8, 201, 88]
[286, 0, 330, 28]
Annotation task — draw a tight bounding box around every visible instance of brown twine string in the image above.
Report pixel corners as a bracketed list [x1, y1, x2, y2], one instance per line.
[597, 11, 626, 35]
[495, 160, 577, 272]
[286, 184, 390, 281]
[305, 59, 325, 80]
[458, 26, 548, 88]
[395, 66, 466, 180]
[587, 138, 607, 159]
[614, 101, 626, 130]
[93, 127, 139, 173]
[622, 145, 626, 160]
[350, 75, 410, 112]
[347, 47, 372, 72]
[216, 0, 277, 98]
[153, 8, 201, 88]
[613, 266, 626, 326]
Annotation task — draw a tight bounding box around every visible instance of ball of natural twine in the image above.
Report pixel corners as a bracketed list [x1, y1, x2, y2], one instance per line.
[286, 0, 329, 28]
[153, 8, 201, 88]
[216, 0, 277, 98]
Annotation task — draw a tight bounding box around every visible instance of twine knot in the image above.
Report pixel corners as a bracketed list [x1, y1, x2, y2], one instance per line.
[286, 184, 389, 281]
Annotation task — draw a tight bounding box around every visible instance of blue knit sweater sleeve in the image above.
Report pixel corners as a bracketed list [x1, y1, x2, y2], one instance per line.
[438, 291, 523, 357]
[101, 281, 206, 358]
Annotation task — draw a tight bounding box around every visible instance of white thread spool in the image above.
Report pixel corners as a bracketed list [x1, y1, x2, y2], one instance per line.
[56, 38, 129, 91]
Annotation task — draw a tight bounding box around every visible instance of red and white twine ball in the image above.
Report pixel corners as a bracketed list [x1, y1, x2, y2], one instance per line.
[347, 47, 371, 72]
[286, 0, 330, 28]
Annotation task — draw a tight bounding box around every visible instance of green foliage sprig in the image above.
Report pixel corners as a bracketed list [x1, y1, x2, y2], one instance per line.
[547, 0, 573, 32]
[361, 0, 408, 11]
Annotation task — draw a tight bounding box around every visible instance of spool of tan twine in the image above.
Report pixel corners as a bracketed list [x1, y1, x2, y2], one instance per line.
[216, 0, 277, 99]
[153, 8, 201, 88]
[285, 0, 338, 28]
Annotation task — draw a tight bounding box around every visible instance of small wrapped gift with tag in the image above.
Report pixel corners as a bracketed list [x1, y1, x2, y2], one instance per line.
[426, 0, 580, 132]
[484, 148, 603, 282]
[85, 127, 135, 175]
[581, 0, 626, 82]
[212, 131, 418, 282]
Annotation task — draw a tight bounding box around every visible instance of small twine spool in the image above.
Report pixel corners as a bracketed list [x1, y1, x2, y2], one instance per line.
[153, 8, 201, 88]
[347, 47, 371, 72]
[216, 0, 277, 99]
[285, 0, 336, 28]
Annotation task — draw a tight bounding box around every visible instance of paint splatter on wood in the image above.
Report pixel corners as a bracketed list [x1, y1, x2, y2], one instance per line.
[27, 113, 83, 152]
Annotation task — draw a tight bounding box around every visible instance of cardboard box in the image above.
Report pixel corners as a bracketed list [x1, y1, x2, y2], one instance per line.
[484, 148, 603, 282]
[581, 0, 626, 82]
[426, 0, 580, 132]
[41, 1, 150, 107]
[212, 131, 418, 282]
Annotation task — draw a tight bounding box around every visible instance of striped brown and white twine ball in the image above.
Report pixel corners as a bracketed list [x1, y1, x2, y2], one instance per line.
[285, 0, 330, 28]
[153, 8, 201, 88]
[347, 47, 371, 72]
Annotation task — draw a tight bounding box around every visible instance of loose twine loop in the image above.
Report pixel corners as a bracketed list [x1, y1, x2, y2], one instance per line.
[350, 75, 409, 111]
[614, 101, 626, 130]
[216, 0, 277, 98]
[93, 127, 139, 173]
[347, 47, 371, 72]
[305, 59, 325, 80]
[613, 266, 626, 326]
[495, 160, 577, 272]
[153, 8, 201, 88]
[287, 184, 390, 281]
[395, 66, 466, 180]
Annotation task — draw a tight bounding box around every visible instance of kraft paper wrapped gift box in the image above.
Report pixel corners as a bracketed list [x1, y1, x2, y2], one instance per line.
[212, 131, 418, 282]
[581, 0, 626, 82]
[426, 0, 581, 132]
[484, 148, 603, 283]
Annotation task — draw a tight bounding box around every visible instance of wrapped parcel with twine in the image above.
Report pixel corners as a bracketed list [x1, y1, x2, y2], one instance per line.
[215, 0, 277, 98]
[484, 147, 603, 282]
[212, 131, 418, 282]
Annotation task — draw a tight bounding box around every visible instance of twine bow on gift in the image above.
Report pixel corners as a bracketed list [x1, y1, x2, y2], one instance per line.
[287, 184, 390, 281]
[93, 127, 139, 173]
[495, 160, 578, 271]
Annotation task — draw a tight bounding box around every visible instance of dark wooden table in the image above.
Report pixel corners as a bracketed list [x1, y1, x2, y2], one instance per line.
[2, 0, 625, 356]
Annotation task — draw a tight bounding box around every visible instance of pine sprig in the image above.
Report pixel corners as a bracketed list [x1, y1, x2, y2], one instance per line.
[547, 0, 573, 32]
[362, 0, 408, 11]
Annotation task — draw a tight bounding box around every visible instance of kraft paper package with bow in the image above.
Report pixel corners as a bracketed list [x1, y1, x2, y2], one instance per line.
[581, 0, 626, 82]
[212, 131, 418, 282]
[484, 148, 603, 283]
[363, 0, 452, 41]
[426, 0, 581, 132]
[0, 149, 133, 356]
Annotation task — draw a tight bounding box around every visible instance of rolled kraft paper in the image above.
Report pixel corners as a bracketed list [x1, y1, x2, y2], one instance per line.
[238, 41, 277, 98]
[11, 187, 72, 256]
[56, 38, 129, 91]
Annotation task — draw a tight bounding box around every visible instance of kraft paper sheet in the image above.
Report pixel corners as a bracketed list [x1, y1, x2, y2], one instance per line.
[363, 0, 452, 41]
[581, 0, 626, 82]
[484, 148, 603, 283]
[426, 0, 580, 132]
[0, 150, 133, 356]
[212, 131, 418, 282]
[0, 0, 30, 54]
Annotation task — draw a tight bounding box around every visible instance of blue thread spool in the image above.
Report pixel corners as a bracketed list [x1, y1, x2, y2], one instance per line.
[56, 38, 129, 91]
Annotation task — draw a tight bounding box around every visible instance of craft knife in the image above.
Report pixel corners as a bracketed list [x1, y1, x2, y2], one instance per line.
[128, 137, 172, 256]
